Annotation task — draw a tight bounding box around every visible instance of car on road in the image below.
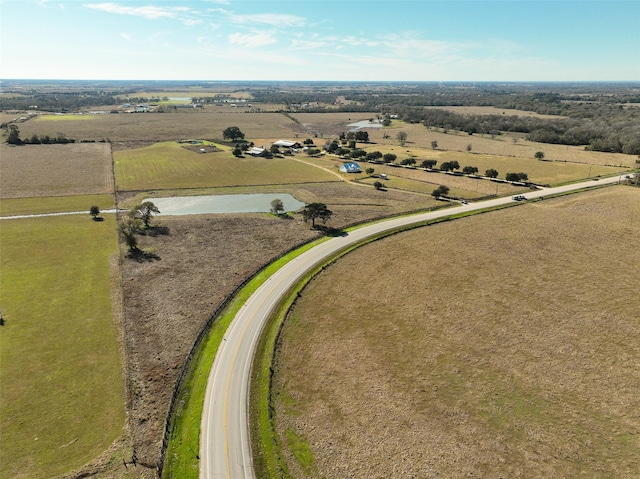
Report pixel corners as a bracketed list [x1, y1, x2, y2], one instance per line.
[512, 195, 527, 201]
[461, 200, 468, 205]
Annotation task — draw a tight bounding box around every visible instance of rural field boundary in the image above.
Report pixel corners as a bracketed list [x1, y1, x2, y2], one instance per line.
[157, 202, 457, 476]
[161, 188, 576, 478]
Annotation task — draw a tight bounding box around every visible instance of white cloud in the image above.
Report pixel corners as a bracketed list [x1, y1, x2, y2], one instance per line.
[228, 31, 277, 48]
[234, 13, 305, 27]
[212, 8, 305, 27]
[120, 32, 132, 41]
[84, 3, 190, 20]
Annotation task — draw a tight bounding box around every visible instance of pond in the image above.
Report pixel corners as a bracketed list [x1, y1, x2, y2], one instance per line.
[146, 194, 306, 216]
[348, 119, 383, 130]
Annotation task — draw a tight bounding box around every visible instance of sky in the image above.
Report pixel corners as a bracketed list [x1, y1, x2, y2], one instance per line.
[1, 0, 639, 82]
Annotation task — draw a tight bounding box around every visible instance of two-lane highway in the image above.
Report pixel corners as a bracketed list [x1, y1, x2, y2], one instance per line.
[199, 175, 624, 479]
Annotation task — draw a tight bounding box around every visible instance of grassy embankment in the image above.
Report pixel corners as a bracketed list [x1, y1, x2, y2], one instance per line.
[0, 215, 125, 479]
[161, 240, 323, 479]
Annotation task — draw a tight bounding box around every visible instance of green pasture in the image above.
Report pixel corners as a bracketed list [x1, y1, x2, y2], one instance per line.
[0, 215, 125, 479]
[23, 111, 297, 143]
[0, 194, 115, 217]
[114, 142, 339, 191]
[37, 114, 98, 121]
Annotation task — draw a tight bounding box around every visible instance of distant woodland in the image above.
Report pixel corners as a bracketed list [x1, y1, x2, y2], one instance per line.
[2, 80, 639, 154]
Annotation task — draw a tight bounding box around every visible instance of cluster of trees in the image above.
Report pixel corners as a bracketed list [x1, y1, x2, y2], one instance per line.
[378, 106, 639, 155]
[3, 125, 76, 145]
[505, 172, 529, 182]
[118, 201, 161, 252]
[431, 185, 450, 199]
[321, 135, 527, 183]
[338, 130, 369, 143]
[0, 91, 118, 112]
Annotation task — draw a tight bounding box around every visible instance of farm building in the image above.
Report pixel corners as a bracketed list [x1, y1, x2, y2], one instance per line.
[272, 140, 302, 149]
[246, 146, 266, 156]
[340, 162, 361, 173]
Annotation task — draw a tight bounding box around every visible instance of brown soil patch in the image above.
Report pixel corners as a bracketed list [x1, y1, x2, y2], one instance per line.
[0, 143, 114, 198]
[272, 186, 640, 478]
[118, 181, 428, 468]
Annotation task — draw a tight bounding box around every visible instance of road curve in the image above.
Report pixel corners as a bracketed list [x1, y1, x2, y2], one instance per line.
[199, 176, 624, 479]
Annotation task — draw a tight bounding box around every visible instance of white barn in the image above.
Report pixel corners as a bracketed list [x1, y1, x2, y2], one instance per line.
[272, 140, 302, 149]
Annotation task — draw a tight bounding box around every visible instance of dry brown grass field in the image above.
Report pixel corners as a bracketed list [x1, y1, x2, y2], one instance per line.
[272, 186, 640, 479]
[3, 103, 638, 479]
[0, 143, 114, 198]
[424, 105, 567, 119]
[365, 123, 635, 168]
[117, 181, 433, 469]
[17, 110, 307, 144]
[288, 112, 380, 138]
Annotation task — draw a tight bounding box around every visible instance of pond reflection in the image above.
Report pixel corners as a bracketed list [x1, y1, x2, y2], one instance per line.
[147, 194, 306, 216]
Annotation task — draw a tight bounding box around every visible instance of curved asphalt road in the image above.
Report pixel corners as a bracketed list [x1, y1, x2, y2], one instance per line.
[199, 175, 625, 479]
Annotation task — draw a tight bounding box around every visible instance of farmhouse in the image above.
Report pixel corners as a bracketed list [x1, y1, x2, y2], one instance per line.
[340, 162, 362, 173]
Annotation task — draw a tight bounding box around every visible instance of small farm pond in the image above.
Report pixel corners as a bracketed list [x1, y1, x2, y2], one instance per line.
[147, 194, 306, 216]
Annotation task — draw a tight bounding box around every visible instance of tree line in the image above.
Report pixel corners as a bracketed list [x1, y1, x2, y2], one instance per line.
[248, 83, 640, 155]
[0, 91, 118, 112]
[385, 105, 640, 155]
[2, 125, 76, 145]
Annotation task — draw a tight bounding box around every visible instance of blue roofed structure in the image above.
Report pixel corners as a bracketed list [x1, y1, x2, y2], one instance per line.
[339, 162, 361, 173]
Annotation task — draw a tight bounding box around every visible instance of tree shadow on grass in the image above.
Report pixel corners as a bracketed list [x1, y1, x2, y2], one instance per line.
[126, 249, 161, 262]
[313, 225, 347, 237]
[92, 216, 105, 222]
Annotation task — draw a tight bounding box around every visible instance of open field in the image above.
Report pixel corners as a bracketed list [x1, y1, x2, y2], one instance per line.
[116, 90, 254, 100]
[3, 98, 638, 479]
[290, 113, 636, 168]
[0, 143, 114, 198]
[17, 111, 307, 144]
[118, 181, 430, 469]
[272, 186, 640, 479]
[0, 215, 125, 479]
[424, 105, 568, 119]
[36, 114, 100, 122]
[287, 112, 380, 138]
[114, 141, 340, 191]
[371, 123, 635, 168]
[0, 194, 115, 217]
